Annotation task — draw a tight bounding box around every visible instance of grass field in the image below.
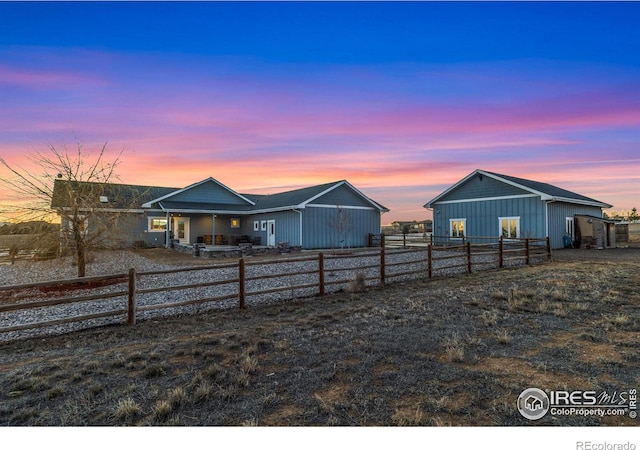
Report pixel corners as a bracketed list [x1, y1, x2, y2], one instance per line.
[1, 248, 639, 426]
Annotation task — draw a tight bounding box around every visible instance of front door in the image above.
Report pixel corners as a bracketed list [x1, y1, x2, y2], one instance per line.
[267, 220, 276, 246]
[173, 217, 190, 244]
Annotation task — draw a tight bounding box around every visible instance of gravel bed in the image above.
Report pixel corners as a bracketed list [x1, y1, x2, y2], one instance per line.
[0, 247, 545, 342]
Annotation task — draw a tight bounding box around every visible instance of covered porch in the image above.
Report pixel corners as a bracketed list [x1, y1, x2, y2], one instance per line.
[163, 212, 261, 248]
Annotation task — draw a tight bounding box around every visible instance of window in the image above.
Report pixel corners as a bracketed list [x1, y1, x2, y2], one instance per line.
[253, 221, 259, 231]
[499, 217, 520, 239]
[230, 218, 240, 228]
[449, 219, 466, 238]
[64, 216, 89, 235]
[261, 220, 267, 231]
[565, 217, 574, 239]
[148, 218, 167, 232]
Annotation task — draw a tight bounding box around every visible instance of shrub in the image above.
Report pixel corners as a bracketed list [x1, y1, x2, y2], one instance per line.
[167, 387, 187, 407]
[443, 334, 466, 362]
[347, 272, 366, 293]
[144, 364, 167, 378]
[152, 400, 172, 421]
[114, 398, 142, 421]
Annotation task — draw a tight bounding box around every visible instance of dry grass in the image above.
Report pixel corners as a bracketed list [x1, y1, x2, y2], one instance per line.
[495, 329, 511, 345]
[443, 333, 466, 363]
[347, 272, 367, 293]
[114, 398, 142, 422]
[1, 248, 639, 425]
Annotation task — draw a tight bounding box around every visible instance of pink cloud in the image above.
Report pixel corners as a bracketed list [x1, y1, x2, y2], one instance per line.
[0, 64, 104, 89]
[2, 49, 639, 223]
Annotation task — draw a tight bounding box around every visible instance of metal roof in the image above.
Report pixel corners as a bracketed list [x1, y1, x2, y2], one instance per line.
[52, 178, 389, 213]
[425, 169, 612, 209]
[51, 179, 176, 210]
[482, 171, 612, 207]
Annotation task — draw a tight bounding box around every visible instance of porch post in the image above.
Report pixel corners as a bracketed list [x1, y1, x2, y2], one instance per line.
[212, 214, 216, 246]
[165, 211, 171, 248]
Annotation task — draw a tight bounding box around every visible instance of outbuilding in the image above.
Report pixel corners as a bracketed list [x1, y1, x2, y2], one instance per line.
[572, 215, 616, 249]
[424, 169, 613, 249]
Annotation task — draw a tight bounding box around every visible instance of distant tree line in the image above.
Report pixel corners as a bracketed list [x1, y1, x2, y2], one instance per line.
[0, 220, 60, 235]
[606, 207, 638, 221]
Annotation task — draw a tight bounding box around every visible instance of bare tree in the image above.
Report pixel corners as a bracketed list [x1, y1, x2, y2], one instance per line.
[327, 205, 353, 252]
[0, 141, 124, 277]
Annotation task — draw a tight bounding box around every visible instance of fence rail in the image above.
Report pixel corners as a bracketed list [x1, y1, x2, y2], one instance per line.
[0, 236, 550, 338]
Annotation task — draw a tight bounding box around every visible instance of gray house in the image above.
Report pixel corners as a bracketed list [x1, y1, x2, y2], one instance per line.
[424, 169, 612, 249]
[52, 177, 388, 250]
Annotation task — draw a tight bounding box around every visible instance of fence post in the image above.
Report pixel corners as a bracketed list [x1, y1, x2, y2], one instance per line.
[466, 241, 472, 273]
[239, 258, 246, 309]
[380, 234, 386, 287]
[546, 236, 551, 261]
[525, 238, 530, 265]
[127, 268, 136, 326]
[499, 236, 504, 269]
[318, 252, 325, 296]
[427, 244, 432, 279]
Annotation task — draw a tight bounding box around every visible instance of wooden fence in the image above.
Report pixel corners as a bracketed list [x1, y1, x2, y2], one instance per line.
[0, 236, 550, 337]
[0, 248, 36, 265]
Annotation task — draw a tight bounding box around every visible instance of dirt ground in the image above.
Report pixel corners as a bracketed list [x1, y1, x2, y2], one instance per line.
[1, 247, 639, 426]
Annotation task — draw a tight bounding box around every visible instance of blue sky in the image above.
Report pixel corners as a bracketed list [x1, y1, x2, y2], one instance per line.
[3, 2, 638, 64]
[1, 1, 639, 222]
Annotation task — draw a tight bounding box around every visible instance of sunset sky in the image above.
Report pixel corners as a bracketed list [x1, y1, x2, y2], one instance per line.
[1, 1, 639, 224]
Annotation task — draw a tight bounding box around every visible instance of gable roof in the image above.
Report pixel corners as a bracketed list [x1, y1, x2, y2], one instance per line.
[425, 169, 612, 209]
[242, 181, 340, 210]
[141, 177, 255, 208]
[52, 178, 388, 213]
[243, 180, 388, 212]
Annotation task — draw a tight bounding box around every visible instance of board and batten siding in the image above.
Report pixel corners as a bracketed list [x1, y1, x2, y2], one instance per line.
[168, 180, 250, 206]
[546, 202, 604, 249]
[438, 174, 530, 202]
[303, 206, 381, 249]
[309, 184, 376, 208]
[432, 197, 546, 242]
[189, 214, 214, 241]
[243, 210, 302, 247]
[61, 211, 153, 248]
[136, 212, 164, 247]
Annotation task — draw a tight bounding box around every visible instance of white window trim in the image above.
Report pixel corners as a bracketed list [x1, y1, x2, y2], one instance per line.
[253, 221, 260, 231]
[64, 215, 89, 235]
[261, 220, 267, 231]
[449, 218, 466, 239]
[565, 217, 575, 239]
[499, 216, 520, 239]
[148, 217, 168, 232]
